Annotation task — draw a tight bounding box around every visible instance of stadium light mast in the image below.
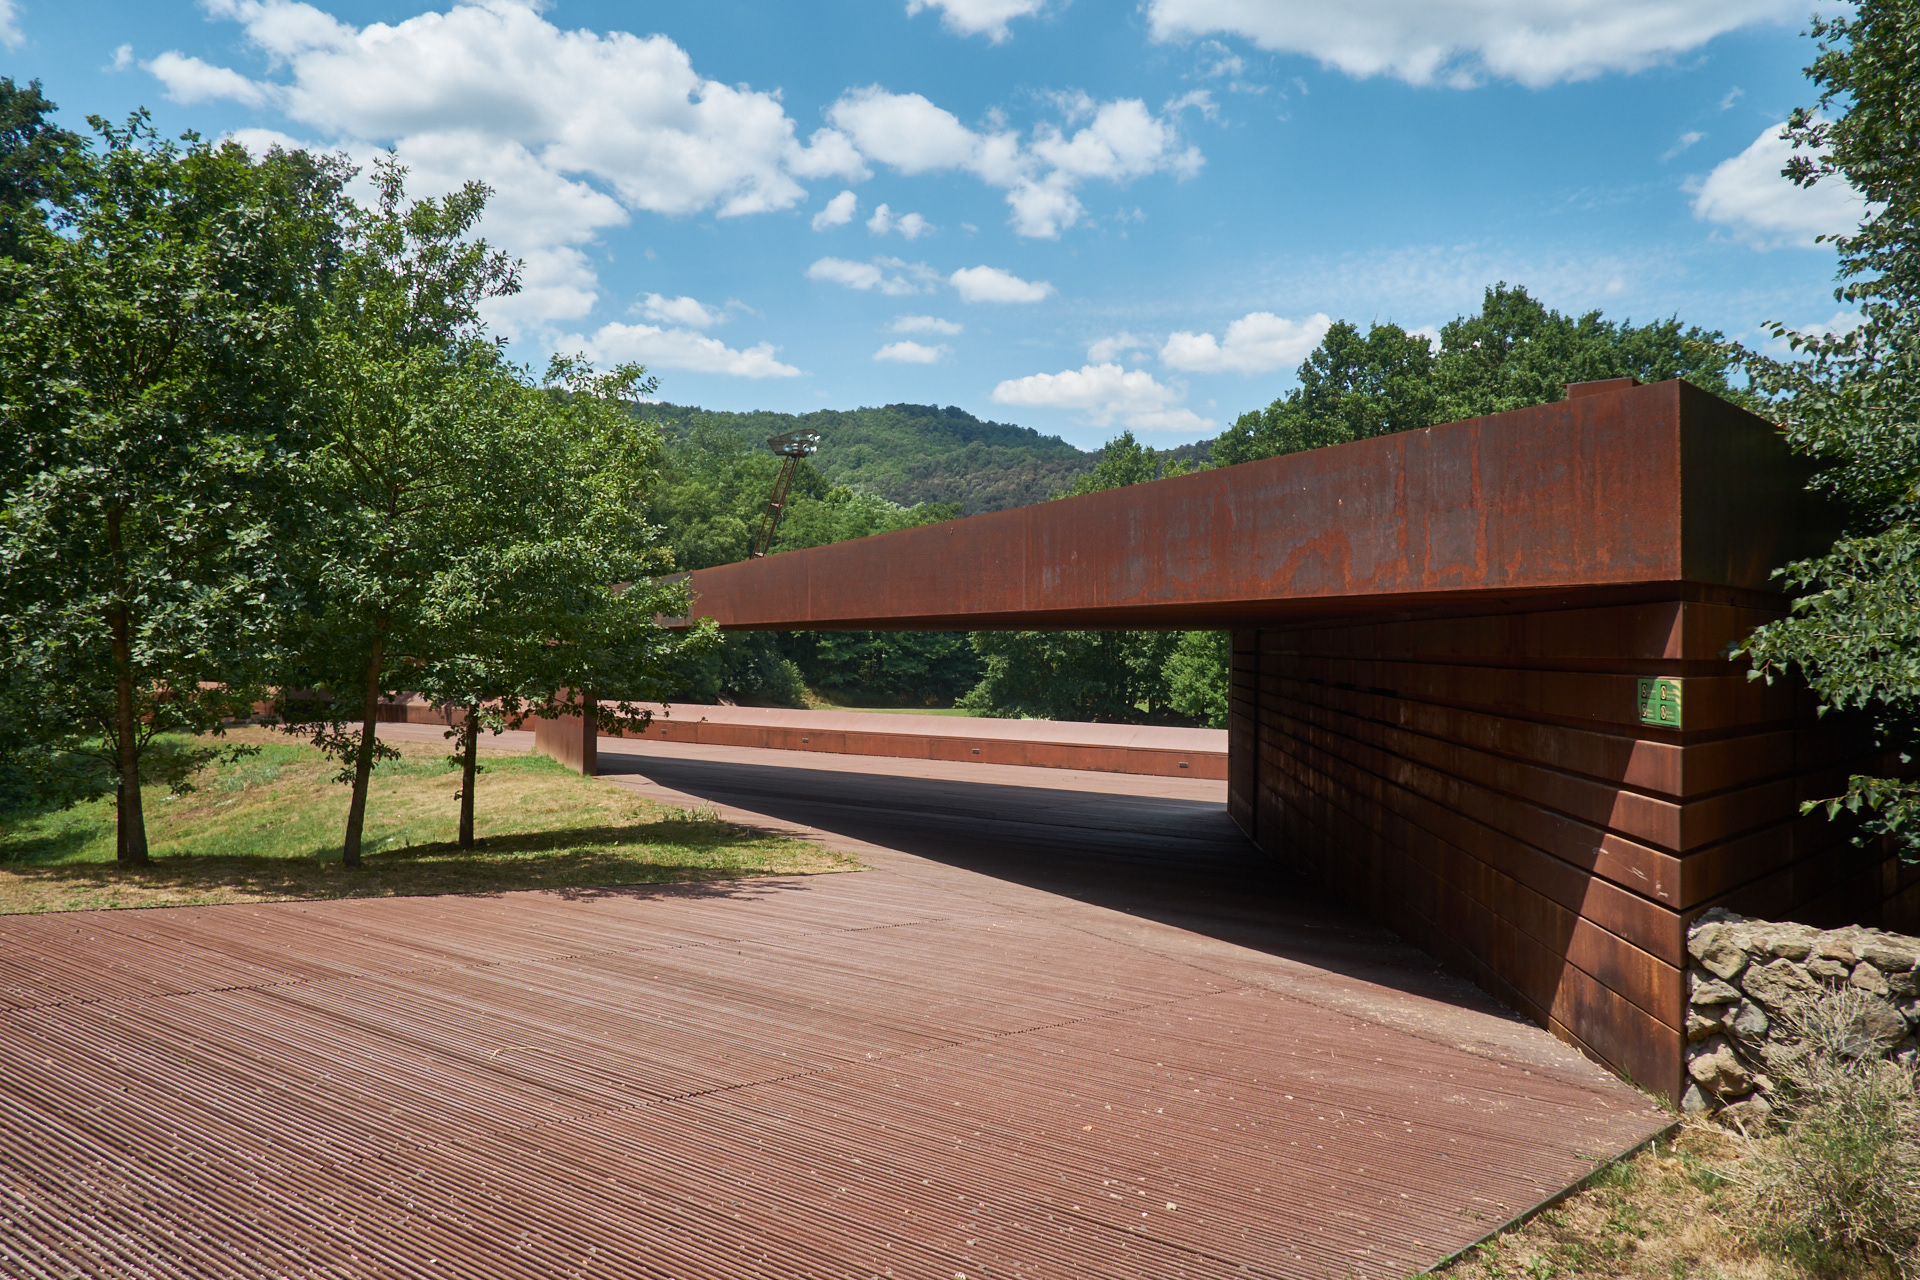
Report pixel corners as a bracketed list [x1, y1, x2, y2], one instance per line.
[748, 428, 821, 558]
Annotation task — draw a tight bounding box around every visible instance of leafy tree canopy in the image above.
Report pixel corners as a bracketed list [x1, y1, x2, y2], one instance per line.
[1214, 284, 1745, 467]
[0, 112, 346, 861]
[1736, 0, 1920, 858]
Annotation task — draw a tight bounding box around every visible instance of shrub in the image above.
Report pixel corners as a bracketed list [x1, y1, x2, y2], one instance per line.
[1733, 987, 1920, 1275]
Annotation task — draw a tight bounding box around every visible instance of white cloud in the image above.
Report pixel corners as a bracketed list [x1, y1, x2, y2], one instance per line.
[829, 85, 1201, 238]
[1160, 311, 1333, 374]
[1087, 331, 1149, 363]
[0, 1, 22, 51]
[905, 0, 1047, 42]
[992, 362, 1211, 432]
[829, 88, 983, 173]
[807, 255, 940, 296]
[1691, 122, 1866, 249]
[1662, 130, 1705, 161]
[640, 293, 725, 328]
[812, 189, 859, 230]
[110, 43, 136, 71]
[868, 203, 933, 239]
[1146, 0, 1806, 89]
[145, 0, 869, 328]
[875, 340, 949, 363]
[564, 322, 801, 378]
[893, 314, 963, 334]
[949, 264, 1054, 303]
[145, 51, 278, 107]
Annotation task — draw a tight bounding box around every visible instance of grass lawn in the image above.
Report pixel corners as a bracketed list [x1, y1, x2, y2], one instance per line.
[0, 727, 861, 914]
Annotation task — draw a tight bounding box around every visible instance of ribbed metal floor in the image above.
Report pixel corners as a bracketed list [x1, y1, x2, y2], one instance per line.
[0, 746, 1667, 1278]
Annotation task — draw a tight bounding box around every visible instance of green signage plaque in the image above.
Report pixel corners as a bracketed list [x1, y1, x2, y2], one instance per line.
[1638, 677, 1682, 729]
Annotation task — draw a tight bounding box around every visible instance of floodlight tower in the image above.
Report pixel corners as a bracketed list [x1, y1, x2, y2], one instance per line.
[748, 428, 822, 558]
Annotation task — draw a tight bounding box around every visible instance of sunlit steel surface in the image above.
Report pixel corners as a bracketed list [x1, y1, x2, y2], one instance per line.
[682, 381, 1826, 633]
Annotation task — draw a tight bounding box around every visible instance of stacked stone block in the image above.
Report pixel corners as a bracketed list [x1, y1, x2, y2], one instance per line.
[1685, 909, 1920, 1125]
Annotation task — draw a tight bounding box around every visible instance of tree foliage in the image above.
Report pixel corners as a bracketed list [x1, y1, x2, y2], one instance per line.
[1735, 0, 1920, 858]
[648, 418, 965, 707]
[407, 357, 712, 848]
[1214, 285, 1745, 467]
[647, 401, 1094, 514]
[0, 111, 344, 861]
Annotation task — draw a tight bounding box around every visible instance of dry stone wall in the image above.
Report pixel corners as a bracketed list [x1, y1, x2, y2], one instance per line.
[1685, 909, 1920, 1126]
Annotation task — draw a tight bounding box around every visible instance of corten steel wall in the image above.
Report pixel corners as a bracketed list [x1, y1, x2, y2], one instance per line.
[1232, 604, 1904, 1100]
[676, 379, 1915, 1101]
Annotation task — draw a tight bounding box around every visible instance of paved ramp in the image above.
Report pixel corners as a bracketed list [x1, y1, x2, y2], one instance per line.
[0, 733, 1669, 1279]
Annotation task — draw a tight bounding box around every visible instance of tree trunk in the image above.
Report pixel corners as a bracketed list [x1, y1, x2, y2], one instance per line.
[106, 508, 148, 865]
[341, 629, 386, 868]
[457, 706, 479, 850]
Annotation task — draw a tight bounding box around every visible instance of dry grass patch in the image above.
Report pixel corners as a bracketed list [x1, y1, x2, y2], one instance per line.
[0, 727, 860, 913]
[1438, 1120, 1902, 1279]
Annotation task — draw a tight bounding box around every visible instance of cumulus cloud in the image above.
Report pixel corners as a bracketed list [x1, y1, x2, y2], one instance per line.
[807, 256, 941, 295]
[564, 322, 801, 378]
[992, 363, 1211, 432]
[893, 314, 963, 334]
[639, 293, 725, 328]
[868, 203, 933, 239]
[1691, 122, 1867, 249]
[829, 86, 1201, 237]
[812, 189, 859, 230]
[1145, 0, 1805, 89]
[145, 51, 278, 107]
[1087, 331, 1149, 363]
[0, 0, 22, 50]
[1160, 311, 1333, 374]
[144, 0, 868, 328]
[875, 340, 948, 363]
[906, 0, 1047, 42]
[949, 264, 1054, 303]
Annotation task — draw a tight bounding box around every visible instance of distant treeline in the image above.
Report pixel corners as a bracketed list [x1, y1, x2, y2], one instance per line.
[643, 401, 1098, 514]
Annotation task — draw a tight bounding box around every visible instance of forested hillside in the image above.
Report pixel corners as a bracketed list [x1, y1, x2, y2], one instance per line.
[643, 401, 1095, 514]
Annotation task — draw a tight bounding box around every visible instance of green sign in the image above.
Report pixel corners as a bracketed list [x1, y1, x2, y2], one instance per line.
[1638, 677, 1682, 729]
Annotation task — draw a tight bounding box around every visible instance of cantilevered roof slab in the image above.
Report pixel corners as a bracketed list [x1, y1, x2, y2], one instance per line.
[681, 380, 1825, 633]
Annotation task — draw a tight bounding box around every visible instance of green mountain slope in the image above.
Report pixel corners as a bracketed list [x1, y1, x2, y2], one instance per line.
[644, 402, 1097, 514]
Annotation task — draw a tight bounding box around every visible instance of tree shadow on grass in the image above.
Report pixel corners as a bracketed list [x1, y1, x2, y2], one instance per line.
[0, 818, 859, 914]
[0, 823, 101, 865]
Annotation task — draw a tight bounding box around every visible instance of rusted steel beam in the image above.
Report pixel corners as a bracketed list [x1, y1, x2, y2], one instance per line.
[680, 381, 1825, 633]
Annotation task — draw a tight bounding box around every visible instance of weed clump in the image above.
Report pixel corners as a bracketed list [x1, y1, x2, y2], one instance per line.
[1732, 988, 1920, 1277]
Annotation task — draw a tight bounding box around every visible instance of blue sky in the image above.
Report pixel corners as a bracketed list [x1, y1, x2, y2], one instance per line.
[1, 0, 1866, 448]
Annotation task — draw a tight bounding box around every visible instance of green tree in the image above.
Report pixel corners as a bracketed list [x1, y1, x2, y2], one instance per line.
[1163, 629, 1231, 728]
[649, 418, 965, 707]
[1736, 0, 1920, 858]
[1431, 284, 1742, 421]
[782, 630, 980, 707]
[0, 115, 343, 862]
[275, 158, 527, 867]
[959, 629, 1181, 722]
[1214, 321, 1436, 467]
[1214, 287, 1745, 468]
[0, 78, 87, 274]
[410, 358, 713, 848]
